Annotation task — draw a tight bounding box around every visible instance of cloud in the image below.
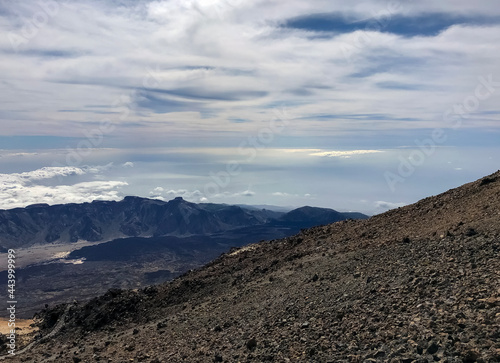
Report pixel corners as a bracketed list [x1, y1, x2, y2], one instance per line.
[374, 200, 408, 211]
[161, 189, 206, 202]
[149, 186, 257, 202]
[0, 0, 498, 144]
[272, 192, 299, 198]
[0, 166, 127, 209]
[309, 150, 384, 158]
[122, 162, 134, 168]
[272, 192, 289, 197]
[84, 163, 115, 174]
[272, 191, 315, 200]
[0, 167, 86, 184]
[234, 190, 255, 197]
[0, 152, 39, 158]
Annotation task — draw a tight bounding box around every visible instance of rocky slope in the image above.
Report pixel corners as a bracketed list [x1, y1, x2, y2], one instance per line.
[6, 172, 500, 362]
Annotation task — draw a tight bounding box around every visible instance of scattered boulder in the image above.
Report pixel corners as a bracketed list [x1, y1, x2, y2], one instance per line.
[246, 338, 257, 350]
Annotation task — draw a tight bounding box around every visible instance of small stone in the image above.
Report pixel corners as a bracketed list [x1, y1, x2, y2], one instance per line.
[246, 338, 257, 350]
[463, 350, 480, 363]
[307, 347, 316, 356]
[157, 321, 167, 330]
[478, 297, 499, 306]
[426, 342, 439, 355]
[465, 228, 478, 236]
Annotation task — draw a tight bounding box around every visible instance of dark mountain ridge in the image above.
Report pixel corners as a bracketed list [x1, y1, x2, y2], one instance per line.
[11, 171, 500, 362]
[0, 197, 368, 249]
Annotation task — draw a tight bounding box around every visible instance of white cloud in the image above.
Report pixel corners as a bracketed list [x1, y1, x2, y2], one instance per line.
[374, 200, 408, 211]
[153, 187, 257, 202]
[272, 192, 288, 197]
[230, 189, 255, 197]
[123, 162, 134, 168]
[273, 192, 297, 197]
[0, 0, 498, 141]
[209, 190, 257, 199]
[163, 189, 205, 201]
[0, 167, 127, 210]
[0, 152, 39, 158]
[0, 167, 86, 184]
[84, 163, 114, 174]
[149, 186, 166, 197]
[309, 150, 384, 158]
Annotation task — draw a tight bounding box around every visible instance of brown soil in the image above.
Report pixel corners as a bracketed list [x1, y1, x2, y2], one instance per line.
[0, 319, 36, 336]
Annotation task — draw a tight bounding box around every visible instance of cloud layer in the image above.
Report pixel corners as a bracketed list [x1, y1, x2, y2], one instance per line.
[0, 166, 127, 209]
[1, 0, 499, 142]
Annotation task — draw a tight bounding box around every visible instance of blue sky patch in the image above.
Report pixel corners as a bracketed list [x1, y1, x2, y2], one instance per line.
[283, 12, 500, 37]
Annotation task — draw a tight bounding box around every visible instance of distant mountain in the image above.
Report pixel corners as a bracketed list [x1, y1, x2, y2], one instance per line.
[0, 197, 368, 250]
[235, 204, 294, 213]
[277, 206, 368, 228]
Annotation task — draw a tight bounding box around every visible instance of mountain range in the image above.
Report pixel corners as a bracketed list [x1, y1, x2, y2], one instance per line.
[0, 196, 366, 250]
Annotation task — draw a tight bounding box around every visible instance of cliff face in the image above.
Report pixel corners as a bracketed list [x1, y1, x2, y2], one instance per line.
[8, 172, 500, 362]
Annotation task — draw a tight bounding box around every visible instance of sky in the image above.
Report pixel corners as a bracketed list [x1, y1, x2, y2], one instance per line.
[0, 0, 499, 215]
